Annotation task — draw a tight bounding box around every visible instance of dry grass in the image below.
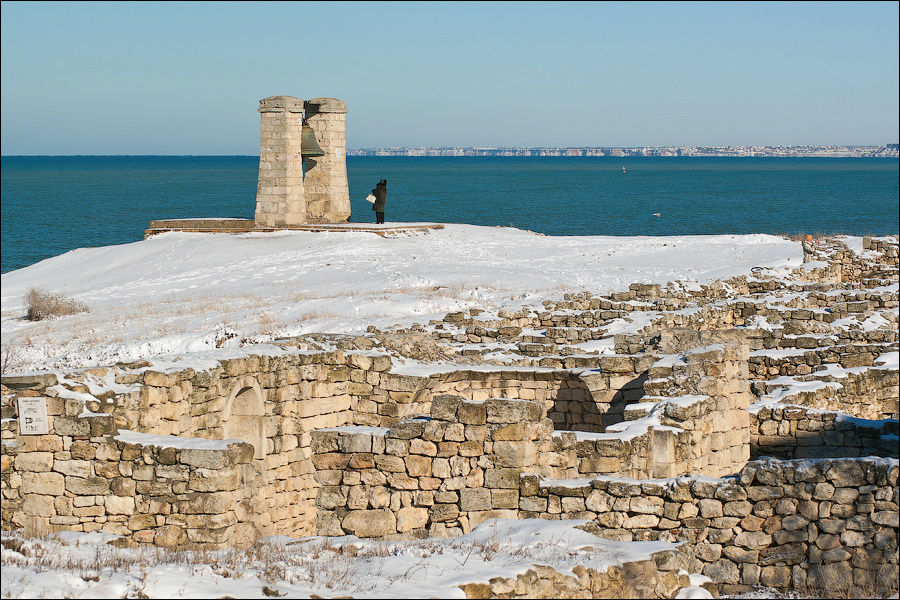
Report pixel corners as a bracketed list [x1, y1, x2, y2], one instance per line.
[0, 527, 551, 598]
[1, 343, 25, 375]
[792, 571, 899, 599]
[24, 288, 88, 321]
[296, 311, 341, 322]
[256, 312, 282, 337]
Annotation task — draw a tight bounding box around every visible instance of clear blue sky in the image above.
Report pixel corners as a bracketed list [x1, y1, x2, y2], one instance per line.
[2, 1, 898, 154]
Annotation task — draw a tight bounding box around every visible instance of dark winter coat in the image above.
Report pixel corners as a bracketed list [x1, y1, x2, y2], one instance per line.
[372, 183, 387, 212]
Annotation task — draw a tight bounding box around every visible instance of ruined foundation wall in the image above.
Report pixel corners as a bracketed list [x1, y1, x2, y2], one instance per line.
[2, 352, 395, 543]
[750, 406, 899, 460]
[459, 553, 691, 599]
[1, 394, 257, 547]
[309, 399, 899, 594]
[526, 458, 899, 594]
[313, 343, 754, 541]
[418, 356, 654, 433]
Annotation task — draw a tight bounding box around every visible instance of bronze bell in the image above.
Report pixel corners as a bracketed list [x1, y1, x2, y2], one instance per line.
[301, 122, 325, 158]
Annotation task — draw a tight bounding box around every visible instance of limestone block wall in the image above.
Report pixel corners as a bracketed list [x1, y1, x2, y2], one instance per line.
[523, 458, 899, 594]
[312, 396, 549, 539]
[1, 391, 257, 548]
[650, 331, 899, 420]
[352, 370, 433, 427]
[255, 95, 306, 227]
[415, 357, 654, 433]
[352, 355, 656, 433]
[864, 236, 900, 264]
[750, 406, 899, 460]
[120, 351, 400, 537]
[302, 97, 350, 223]
[749, 362, 899, 420]
[2, 351, 395, 541]
[541, 425, 691, 481]
[641, 343, 751, 477]
[313, 355, 754, 540]
[748, 344, 897, 380]
[4, 340, 751, 546]
[536, 343, 750, 480]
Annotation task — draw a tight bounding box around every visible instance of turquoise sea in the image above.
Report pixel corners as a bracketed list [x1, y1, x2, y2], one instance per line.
[1, 156, 898, 274]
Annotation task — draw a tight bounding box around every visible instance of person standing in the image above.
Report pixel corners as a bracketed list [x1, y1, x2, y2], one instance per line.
[373, 179, 387, 224]
[801, 234, 817, 263]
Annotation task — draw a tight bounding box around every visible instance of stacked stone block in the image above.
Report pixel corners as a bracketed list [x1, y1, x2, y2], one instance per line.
[313, 351, 758, 540]
[751, 406, 899, 459]
[312, 395, 549, 539]
[642, 343, 752, 477]
[1, 388, 257, 547]
[2, 351, 395, 542]
[523, 458, 899, 595]
[417, 357, 654, 433]
[459, 555, 692, 599]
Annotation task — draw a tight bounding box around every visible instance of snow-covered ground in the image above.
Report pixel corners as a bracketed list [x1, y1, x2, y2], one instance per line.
[0, 225, 801, 373]
[0, 518, 714, 599]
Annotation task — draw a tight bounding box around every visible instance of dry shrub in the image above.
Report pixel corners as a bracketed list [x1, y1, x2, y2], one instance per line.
[25, 288, 88, 321]
[1, 343, 25, 375]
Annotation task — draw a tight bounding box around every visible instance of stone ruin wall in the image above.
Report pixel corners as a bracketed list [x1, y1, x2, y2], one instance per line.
[310, 397, 898, 594]
[311, 343, 753, 543]
[3, 402, 258, 548]
[530, 458, 898, 595]
[750, 405, 899, 460]
[2, 341, 895, 551]
[3, 351, 387, 542]
[2, 235, 898, 597]
[1, 348, 684, 543]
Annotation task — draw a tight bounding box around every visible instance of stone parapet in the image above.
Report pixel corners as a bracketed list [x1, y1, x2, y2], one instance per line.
[258, 95, 304, 113]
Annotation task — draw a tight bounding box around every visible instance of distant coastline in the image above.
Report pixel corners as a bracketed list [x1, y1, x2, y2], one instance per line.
[2, 144, 898, 159]
[348, 143, 899, 158]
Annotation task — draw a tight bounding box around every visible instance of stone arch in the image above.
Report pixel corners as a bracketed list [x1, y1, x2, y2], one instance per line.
[223, 377, 266, 460]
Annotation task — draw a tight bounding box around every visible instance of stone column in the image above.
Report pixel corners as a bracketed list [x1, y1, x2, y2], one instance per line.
[254, 96, 306, 227]
[302, 97, 350, 223]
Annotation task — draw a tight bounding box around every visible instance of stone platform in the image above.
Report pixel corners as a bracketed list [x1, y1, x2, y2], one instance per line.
[145, 218, 444, 238]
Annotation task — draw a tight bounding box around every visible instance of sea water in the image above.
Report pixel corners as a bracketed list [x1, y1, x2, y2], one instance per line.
[1, 155, 897, 274]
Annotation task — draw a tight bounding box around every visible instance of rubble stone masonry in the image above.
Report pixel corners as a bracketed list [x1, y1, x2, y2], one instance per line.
[2, 235, 897, 597]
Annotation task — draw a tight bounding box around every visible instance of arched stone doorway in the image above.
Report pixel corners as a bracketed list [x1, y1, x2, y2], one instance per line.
[223, 378, 266, 460]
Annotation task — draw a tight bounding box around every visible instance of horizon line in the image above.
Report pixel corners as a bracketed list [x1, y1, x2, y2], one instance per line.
[2, 145, 898, 158]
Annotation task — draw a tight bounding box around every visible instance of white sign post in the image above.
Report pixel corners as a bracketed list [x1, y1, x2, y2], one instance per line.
[17, 397, 49, 435]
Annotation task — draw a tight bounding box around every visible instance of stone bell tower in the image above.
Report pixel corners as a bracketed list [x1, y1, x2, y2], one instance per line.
[303, 98, 351, 223]
[254, 95, 350, 227]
